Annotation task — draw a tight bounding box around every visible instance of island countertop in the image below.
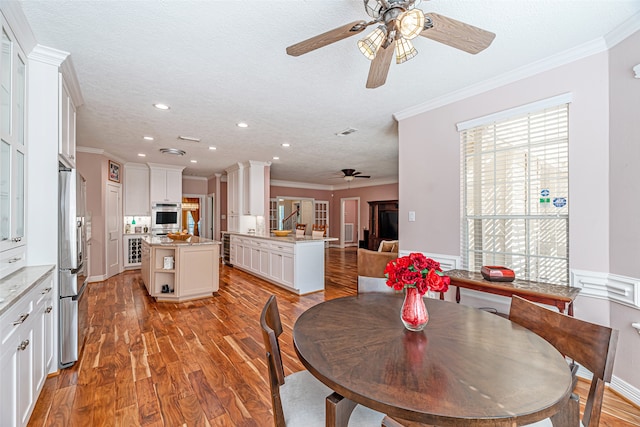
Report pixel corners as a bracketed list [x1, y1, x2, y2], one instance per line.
[223, 231, 337, 244]
[142, 235, 221, 246]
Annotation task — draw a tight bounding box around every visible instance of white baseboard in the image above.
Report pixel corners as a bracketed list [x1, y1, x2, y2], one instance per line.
[577, 366, 640, 407]
[88, 274, 107, 283]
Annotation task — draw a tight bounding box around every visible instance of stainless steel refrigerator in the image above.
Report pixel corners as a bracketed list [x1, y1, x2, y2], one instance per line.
[58, 164, 88, 368]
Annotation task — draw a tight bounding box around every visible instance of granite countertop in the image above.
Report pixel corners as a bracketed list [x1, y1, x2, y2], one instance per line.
[225, 231, 338, 244]
[142, 235, 221, 246]
[0, 265, 56, 316]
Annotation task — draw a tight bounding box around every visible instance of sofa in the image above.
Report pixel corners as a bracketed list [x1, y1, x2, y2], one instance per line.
[357, 243, 399, 293]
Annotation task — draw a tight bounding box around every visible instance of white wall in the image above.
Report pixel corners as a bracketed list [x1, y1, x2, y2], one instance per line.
[397, 32, 640, 399]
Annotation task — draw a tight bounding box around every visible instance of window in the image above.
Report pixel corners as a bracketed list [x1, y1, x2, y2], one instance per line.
[460, 102, 569, 284]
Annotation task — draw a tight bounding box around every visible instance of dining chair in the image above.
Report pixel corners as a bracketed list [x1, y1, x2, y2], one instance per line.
[312, 224, 327, 237]
[382, 295, 619, 427]
[507, 295, 618, 427]
[295, 223, 306, 237]
[260, 295, 385, 427]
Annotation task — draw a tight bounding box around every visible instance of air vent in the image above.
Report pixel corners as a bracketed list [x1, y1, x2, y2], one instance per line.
[159, 148, 186, 156]
[336, 127, 358, 136]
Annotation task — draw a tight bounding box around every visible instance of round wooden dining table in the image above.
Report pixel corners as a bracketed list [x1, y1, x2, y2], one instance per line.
[293, 294, 573, 426]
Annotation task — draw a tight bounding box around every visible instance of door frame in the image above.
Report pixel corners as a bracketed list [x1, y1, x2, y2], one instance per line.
[105, 181, 122, 278]
[340, 197, 360, 249]
[183, 194, 206, 236]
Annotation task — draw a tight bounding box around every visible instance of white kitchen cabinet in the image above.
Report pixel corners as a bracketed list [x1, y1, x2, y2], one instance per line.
[58, 76, 76, 167]
[229, 234, 325, 294]
[124, 163, 150, 216]
[0, 268, 54, 427]
[0, 18, 27, 255]
[225, 161, 269, 232]
[148, 163, 184, 204]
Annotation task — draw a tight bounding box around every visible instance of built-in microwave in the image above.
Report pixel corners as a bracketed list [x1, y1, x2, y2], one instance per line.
[151, 203, 181, 234]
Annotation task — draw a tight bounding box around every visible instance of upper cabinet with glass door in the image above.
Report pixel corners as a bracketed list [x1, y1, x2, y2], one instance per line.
[0, 18, 27, 252]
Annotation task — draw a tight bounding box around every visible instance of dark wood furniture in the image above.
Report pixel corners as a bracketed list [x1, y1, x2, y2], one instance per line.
[509, 295, 619, 427]
[445, 269, 581, 316]
[293, 294, 573, 427]
[367, 200, 398, 251]
[260, 295, 384, 427]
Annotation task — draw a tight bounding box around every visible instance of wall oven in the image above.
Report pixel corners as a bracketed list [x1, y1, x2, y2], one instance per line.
[151, 202, 181, 235]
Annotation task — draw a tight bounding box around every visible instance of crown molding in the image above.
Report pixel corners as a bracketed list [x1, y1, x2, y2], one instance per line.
[0, 1, 37, 54]
[183, 175, 207, 182]
[604, 11, 640, 48]
[28, 44, 69, 66]
[394, 37, 610, 121]
[76, 146, 104, 155]
[270, 179, 332, 191]
[147, 162, 185, 172]
[60, 55, 84, 107]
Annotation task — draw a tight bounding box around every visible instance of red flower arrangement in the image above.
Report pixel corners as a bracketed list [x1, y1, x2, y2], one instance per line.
[384, 253, 450, 295]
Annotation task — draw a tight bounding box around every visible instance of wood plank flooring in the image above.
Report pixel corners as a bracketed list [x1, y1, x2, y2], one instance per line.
[28, 248, 640, 426]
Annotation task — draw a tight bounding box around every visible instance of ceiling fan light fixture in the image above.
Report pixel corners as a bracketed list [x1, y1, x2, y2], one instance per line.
[344, 175, 355, 182]
[363, 0, 385, 19]
[398, 8, 425, 40]
[357, 26, 386, 60]
[395, 37, 418, 64]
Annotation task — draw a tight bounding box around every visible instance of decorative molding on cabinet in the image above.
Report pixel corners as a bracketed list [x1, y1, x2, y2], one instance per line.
[0, 1, 37, 54]
[28, 44, 68, 66]
[571, 269, 639, 309]
[59, 56, 84, 107]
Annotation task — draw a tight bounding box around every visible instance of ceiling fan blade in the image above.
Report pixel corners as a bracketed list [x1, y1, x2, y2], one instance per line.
[354, 175, 371, 178]
[366, 40, 395, 89]
[421, 12, 495, 54]
[286, 21, 369, 57]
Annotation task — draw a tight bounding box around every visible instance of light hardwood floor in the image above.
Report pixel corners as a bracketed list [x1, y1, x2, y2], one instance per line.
[28, 248, 640, 426]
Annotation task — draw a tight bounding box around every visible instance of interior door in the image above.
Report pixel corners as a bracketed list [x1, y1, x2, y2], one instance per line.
[106, 182, 122, 278]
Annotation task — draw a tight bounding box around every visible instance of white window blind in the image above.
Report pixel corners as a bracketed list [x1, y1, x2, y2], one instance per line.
[461, 103, 569, 285]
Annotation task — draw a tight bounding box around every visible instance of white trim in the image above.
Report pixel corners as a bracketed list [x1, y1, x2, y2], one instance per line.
[571, 269, 640, 309]
[1, 1, 37, 54]
[183, 175, 207, 182]
[270, 178, 398, 191]
[393, 37, 603, 121]
[88, 273, 107, 283]
[28, 44, 69, 66]
[604, 11, 640, 49]
[456, 93, 573, 131]
[397, 249, 461, 272]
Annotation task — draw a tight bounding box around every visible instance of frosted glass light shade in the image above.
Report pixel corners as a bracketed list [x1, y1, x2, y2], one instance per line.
[398, 9, 425, 40]
[395, 37, 418, 64]
[357, 27, 386, 60]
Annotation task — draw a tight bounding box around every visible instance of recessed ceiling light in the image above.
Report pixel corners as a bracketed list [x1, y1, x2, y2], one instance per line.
[272, 156, 280, 160]
[159, 148, 186, 156]
[190, 160, 197, 163]
[237, 122, 249, 128]
[143, 136, 154, 141]
[153, 103, 170, 110]
[281, 143, 290, 147]
[137, 153, 146, 157]
[209, 146, 217, 150]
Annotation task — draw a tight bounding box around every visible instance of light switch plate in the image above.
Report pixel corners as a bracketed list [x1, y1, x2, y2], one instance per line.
[408, 211, 416, 222]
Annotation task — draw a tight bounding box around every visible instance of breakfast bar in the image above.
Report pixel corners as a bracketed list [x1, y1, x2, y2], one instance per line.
[227, 231, 337, 295]
[141, 235, 221, 302]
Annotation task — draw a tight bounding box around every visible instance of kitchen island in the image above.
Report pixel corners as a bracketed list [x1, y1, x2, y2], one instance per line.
[141, 236, 221, 302]
[227, 232, 337, 295]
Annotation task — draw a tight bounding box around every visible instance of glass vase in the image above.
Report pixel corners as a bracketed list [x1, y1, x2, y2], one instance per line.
[401, 287, 429, 331]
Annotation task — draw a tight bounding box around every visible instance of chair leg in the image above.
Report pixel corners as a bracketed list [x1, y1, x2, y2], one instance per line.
[326, 392, 357, 427]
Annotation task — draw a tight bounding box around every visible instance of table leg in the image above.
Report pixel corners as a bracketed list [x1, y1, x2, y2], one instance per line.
[326, 392, 357, 427]
[456, 286, 461, 303]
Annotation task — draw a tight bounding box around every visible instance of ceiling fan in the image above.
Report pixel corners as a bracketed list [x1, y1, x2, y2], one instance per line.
[286, 0, 495, 88]
[341, 169, 371, 181]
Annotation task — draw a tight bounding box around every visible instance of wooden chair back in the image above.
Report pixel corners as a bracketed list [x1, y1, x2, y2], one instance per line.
[312, 224, 327, 236]
[508, 295, 619, 427]
[260, 295, 287, 427]
[295, 223, 307, 231]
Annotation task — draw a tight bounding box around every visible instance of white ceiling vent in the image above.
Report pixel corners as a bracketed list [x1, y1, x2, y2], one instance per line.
[160, 148, 186, 156]
[178, 135, 201, 142]
[336, 127, 358, 136]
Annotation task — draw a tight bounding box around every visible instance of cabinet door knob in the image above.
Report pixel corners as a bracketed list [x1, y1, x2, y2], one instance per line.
[45, 306, 53, 314]
[17, 339, 30, 351]
[10, 237, 21, 243]
[8, 257, 22, 263]
[12, 313, 29, 325]
[41, 287, 52, 294]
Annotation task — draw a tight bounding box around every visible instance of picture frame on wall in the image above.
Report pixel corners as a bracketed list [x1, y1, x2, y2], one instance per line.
[109, 160, 121, 183]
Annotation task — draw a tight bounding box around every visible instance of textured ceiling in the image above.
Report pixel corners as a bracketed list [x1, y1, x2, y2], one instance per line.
[18, 0, 640, 187]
